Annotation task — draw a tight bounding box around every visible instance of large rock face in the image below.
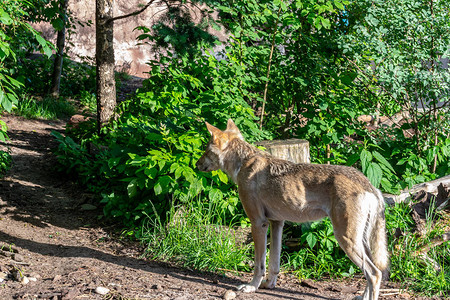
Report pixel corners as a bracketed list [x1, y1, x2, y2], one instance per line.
[33, 1, 224, 76]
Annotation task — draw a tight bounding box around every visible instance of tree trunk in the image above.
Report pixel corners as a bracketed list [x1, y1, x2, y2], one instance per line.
[96, 0, 116, 133]
[49, 0, 68, 97]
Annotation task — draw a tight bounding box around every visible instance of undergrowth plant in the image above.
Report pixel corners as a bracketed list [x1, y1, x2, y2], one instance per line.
[386, 202, 450, 296]
[15, 95, 75, 120]
[282, 218, 356, 279]
[341, 0, 450, 189]
[0, 149, 12, 176]
[142, 196, 252, 272]
[78, 91, 96, 114]
[0, 0, 52, 141]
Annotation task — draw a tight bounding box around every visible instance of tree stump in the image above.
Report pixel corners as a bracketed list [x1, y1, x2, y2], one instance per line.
[257, 139, 310, 164]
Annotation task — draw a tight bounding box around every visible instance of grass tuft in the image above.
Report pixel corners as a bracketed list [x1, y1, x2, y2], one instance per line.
[141, 198, 252, 273]
[15, 95, 75, 120]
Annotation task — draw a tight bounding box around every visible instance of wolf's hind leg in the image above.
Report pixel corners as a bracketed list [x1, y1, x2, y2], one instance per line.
[335, 233, 382, 300]
[260, 220, 284, 289]
[237, 219, 269, 293]
[332, 214, 382, 300]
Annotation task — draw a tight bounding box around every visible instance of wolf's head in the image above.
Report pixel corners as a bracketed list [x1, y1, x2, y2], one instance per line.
[196, 119, 244, 172]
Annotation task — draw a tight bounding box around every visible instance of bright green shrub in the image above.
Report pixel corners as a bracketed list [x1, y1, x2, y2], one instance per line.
[0, 0, 52, 141]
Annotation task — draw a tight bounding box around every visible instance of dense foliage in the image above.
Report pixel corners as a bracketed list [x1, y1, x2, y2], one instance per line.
[53, 48, 270, 229]
[343, 0, 450, 189]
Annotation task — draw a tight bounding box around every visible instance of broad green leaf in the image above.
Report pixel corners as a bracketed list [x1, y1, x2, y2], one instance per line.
[174, 165, 183, 179]
[321, 18, 331, 29]
[35, 34, 47, 48]
[360, 149, 372, 173]
[1, 92, 13, 112]
[306, 233, 317, 249]
[0, 9, 13, 25]
[0, 131, 7, 142]
[153, 175, 172, 195]
[367, 163, 382, 188]
[169, 163, 180, 173]
[372, 151, 395, 173]
[208, 188, 223, 202]
[335, 1, 345, 10]
[127, 179, 138, 198]
[144, 167, 157, 179]
[34, 33, 52, 57]
[217, 170, 228, 184]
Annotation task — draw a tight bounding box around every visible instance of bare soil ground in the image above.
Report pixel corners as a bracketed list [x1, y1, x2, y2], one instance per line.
[0, 113, 430, 300]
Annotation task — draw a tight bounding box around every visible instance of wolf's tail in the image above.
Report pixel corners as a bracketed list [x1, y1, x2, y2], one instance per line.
[369, 189, 390, 280]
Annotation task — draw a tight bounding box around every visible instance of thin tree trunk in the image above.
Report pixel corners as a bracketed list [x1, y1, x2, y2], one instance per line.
[259, 5, 283, 129]
[430, 0, 438, 174]
[49, 0, 68, 97]
[96, 0, 116, 133]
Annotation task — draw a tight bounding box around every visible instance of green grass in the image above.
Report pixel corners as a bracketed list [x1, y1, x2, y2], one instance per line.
[15, 95, 75, 120]
[386, 202, 450, 297]
[141, 198, 252, 273]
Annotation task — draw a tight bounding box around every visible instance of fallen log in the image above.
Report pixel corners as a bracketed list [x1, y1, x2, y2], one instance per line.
[383, 175, 450, 205]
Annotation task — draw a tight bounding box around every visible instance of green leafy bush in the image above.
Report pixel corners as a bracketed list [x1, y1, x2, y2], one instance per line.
[0, 0, 53, 141]
[340, 0, 450, 189]
[283, 218, 355, 279]
[53, 47, 269, 229]
[0, 149, 12, 176]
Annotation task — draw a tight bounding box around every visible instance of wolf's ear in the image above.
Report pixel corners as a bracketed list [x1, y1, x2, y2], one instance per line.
[205, 122, 221, 136]
[226, 119, 244, 140]
[226, 119, 237, 130]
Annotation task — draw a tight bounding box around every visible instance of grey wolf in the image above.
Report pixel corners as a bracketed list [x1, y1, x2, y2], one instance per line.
[196, 119, 389, 300]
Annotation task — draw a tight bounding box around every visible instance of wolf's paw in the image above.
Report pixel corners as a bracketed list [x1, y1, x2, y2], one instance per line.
[259, 280, 276, 289]
[237, 284, 257, 293]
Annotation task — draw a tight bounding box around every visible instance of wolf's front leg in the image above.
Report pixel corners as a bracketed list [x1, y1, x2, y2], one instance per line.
[237, 220, 269, 293]
[260, 220, 284, 289]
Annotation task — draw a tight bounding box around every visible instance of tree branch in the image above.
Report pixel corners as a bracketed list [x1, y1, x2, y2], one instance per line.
[106, 0, 157, 25]
[259, 4, 283, 129]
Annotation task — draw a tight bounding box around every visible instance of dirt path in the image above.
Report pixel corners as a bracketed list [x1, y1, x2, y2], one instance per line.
[0, 114, 420, 300]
